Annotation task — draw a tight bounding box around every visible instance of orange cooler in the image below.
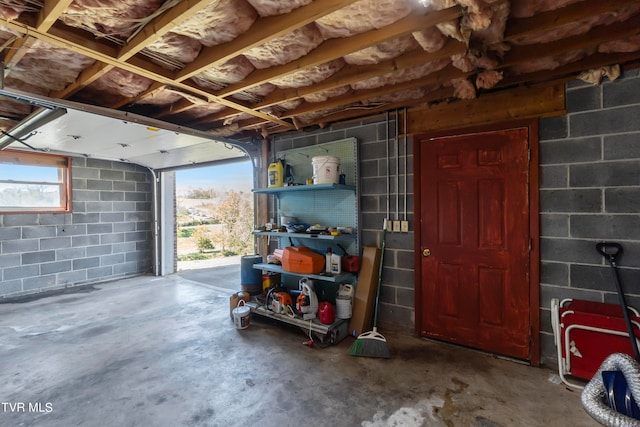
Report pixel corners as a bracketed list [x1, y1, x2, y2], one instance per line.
[281, 246, 325, 274]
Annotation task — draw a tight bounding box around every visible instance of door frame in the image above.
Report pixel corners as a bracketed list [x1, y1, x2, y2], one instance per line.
[413, 120, 540, 365]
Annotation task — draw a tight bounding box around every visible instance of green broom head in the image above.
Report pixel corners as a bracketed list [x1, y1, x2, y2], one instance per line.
[348, 327, 390, 358]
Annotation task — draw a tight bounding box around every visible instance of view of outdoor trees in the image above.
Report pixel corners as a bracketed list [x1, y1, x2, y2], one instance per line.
[177, 187, 254, 261]
[0, 164, 63, 208]
[0, 184, 61, 207]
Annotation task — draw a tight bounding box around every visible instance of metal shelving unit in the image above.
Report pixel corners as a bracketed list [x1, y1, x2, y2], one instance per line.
[247, 302, 350, 346]
[251, 138, 359, 345]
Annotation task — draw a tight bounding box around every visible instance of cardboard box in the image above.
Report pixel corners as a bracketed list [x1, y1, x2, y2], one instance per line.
[348, 246, 382, 336]
[281, 246, 324, 274]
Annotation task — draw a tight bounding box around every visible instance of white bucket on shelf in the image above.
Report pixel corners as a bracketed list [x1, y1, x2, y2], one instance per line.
[312, 155, 340, 184]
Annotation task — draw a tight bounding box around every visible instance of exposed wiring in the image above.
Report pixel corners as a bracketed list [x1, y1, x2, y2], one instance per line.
[59, 0, 182, 42]
[403, 107, 408, 221]
[125, 0, 183, 43]
[191, 76, 227, 91]
[0, 0, 40, 13]
[139, 48, 185, 70]
[232, 90, 264, 104]
[341, 103, 387, 111]
[385, 111, 390, 220]
[395, 108, 400, 221]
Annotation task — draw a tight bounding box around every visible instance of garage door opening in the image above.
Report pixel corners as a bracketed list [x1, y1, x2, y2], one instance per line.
[174, 160, 254, 291]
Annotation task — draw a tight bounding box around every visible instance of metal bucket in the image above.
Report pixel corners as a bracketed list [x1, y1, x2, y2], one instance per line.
[232, 300, 250, 330]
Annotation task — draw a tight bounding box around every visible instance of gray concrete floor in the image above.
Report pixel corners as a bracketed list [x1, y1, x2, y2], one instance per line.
[176, 259, 241, 292]
[0, 273, 598, 427]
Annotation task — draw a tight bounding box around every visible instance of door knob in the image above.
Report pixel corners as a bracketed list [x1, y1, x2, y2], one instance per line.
[422, 248, 431, 257]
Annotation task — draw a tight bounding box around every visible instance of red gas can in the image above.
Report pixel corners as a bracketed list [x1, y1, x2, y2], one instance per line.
[341, 255, 360, 272]
[318, 302, 335, 325]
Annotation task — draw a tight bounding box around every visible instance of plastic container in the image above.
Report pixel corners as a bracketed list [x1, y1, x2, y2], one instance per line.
[229, 291, 250, 319]
[336, 284, 353, 319]
[336, 295, 352, 319]
[262, 272, 280, 295]
[312, 155, 340, 184]
[232, 300, 250, 329]
[338, 284, 355, 299]
[318, 301, 335, 325]
[330, 253, 342, 275]
[268, 161, 284, 187]
[325, 248, 332, 273]
[240, 255, 263, 295]
[341, 255, 360, 272]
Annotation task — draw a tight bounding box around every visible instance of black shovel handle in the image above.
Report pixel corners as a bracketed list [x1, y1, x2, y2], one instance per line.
[596, 242, 623, 265]
[596, 242, 640, 362]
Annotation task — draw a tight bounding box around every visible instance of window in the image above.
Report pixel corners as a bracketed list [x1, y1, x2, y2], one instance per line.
[0, 149, 71, 213]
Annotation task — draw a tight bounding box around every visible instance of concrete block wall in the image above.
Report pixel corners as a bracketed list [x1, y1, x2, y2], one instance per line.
[272, 115, 415, 335]
[272, 70, 640, 364]
[0, 157, 153, 298]
[539, 69, 640, 365]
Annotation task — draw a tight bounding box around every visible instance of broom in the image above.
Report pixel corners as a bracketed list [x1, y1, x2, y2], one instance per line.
[348, 226, 390, 358]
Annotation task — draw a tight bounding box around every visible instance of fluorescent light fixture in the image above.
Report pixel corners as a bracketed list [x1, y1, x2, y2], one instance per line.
[0, 107, 67, 150]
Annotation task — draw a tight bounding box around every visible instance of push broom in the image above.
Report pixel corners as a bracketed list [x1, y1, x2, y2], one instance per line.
[348, 225, 390, 358]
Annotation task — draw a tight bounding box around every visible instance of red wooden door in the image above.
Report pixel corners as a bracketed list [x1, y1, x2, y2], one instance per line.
[418, 128, 531, 360]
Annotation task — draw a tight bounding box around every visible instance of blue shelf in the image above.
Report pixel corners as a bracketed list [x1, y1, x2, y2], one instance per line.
[252, 183, 355, 194]
[253, 231, 355, 242]
[252, 263, 355, 283]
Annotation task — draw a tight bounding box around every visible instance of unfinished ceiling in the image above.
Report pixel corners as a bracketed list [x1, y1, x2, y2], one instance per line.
[0, 0, 638, 146]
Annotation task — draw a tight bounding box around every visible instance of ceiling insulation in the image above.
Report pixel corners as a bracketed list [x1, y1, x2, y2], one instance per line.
[0, 0, 636, 166]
